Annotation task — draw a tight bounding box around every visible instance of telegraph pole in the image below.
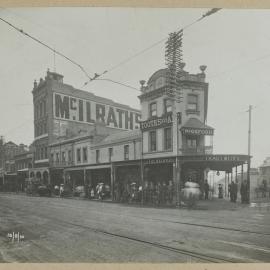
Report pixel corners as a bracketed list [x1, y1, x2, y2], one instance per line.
[165, 30, 183, 207]
[247, 105, 252, 203]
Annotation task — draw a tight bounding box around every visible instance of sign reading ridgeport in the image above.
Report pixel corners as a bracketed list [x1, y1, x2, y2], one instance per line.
[53, 92, 141, 130]
[181, 128, 214, 136]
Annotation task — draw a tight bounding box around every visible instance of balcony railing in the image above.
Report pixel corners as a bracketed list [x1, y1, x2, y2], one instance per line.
[180, 146, 213, 155]
[50, 160, 74, 167]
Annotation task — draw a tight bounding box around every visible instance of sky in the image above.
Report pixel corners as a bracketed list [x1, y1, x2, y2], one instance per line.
[0, 7, 270, 168]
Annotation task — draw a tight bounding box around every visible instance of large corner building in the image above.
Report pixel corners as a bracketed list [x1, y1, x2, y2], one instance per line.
[31, 65, 250, 203]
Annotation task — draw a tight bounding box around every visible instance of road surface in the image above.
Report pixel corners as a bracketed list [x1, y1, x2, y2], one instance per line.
[0, 193, 270, 263]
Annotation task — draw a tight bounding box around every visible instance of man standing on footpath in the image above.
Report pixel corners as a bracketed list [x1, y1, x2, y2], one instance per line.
[230, 181, 238, 203]
[240, 180, 248, 203]
[204, 180, 209, 200]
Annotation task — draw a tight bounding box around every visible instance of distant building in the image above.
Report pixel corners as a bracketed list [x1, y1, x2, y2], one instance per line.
[0, 138, 29, 191]
[259, 157, 270, 185]
[14, 149, 34, 191]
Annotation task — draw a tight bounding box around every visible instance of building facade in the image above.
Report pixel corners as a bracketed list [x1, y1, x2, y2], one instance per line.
[138, 65, 214, 190]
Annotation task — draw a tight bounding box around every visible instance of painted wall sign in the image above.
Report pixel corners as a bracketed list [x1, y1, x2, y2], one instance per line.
[140, 114, 173, 131]
[144, 158, 175, 165]
[181, 128, 214, 136]
[53, 92, 141, 130]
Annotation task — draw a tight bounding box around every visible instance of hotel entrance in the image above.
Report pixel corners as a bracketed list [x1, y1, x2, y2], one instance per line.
[142, 158, 175, 205]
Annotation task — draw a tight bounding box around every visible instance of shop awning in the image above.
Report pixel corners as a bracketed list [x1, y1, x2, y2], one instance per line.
[181, 118, 214, 136]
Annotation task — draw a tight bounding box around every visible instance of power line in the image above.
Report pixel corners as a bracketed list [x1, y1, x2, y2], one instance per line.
[0, 16, 93, 81]
[83, 8, 222, 87]
[93, 78, 140, 92]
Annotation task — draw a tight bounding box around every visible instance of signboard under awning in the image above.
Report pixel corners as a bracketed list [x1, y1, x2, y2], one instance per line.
[181, 128, 214, 136]
[181, 118, 214, 136]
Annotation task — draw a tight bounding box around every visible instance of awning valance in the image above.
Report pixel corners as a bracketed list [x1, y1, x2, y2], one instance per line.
[181, 118, 214, 136]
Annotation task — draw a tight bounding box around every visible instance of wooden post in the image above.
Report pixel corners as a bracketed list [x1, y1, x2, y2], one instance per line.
[241, 164, 244, 183]
[111, 164, 114, 200]
[174, 158, 181, 207]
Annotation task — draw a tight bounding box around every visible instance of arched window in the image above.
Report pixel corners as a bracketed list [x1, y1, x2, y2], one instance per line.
[40, 102, 43, 118]
[43, 100, 46, 115]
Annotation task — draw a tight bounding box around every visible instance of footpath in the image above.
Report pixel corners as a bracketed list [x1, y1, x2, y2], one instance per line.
[1, 191, 269, 211]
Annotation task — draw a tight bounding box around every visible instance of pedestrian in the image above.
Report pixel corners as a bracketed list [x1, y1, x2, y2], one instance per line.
[90, 187, 95, 199]
[228, 182, 232, 201]
[168, 180, 173, 205]
[231, 181, 238, 203]
[218, 184, 223, 199]
[240, 180, 248, 203]
[204, 180, 209, 200]
[262, 179, 267, 198]
[59, 184, 64, 197]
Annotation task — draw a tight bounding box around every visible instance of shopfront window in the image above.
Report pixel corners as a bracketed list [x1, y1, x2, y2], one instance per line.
[149, 130, 157, 152]
[187, 94, 198, 111]
[96, 149, 100, 163]
[108, 147, 113, 162]
[77, 148, 81, 163]
[149, 102, 157, 117]
[83, 147, 88, 162]
[164, 99, 173, 114]
[124, 145, 129, 160]
[164, 127, 172, 150]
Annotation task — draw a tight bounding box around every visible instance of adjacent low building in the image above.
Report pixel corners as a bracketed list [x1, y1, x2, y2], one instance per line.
[31, 69, 141, 185]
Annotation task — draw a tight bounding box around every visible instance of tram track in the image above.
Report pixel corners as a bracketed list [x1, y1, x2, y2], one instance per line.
[2, 194, 269, 237]
[56, 219, 237, 263]
[0, 201, 239, 263]
[150, 218, 270, 236]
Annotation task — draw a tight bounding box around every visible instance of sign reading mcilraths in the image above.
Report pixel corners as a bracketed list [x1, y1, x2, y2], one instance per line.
[53, 93, 141, 130]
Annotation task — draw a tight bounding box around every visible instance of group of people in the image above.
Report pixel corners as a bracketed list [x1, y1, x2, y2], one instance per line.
[113, 181, 174, 205]
[218, 180, 249, 203]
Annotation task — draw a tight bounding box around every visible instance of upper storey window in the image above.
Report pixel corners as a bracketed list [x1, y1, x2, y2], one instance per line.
[149, 102, 157, 118]
[155, 77, 165, 89]
[164, 99, 173, 114]
[187, 94, 198, 111]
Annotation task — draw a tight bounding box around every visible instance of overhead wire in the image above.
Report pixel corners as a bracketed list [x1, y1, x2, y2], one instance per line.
[82, 8, 222, 87]
[0, 16, 93, 81]
[0, 8, 221, 92]
[94, 79, 140, 92]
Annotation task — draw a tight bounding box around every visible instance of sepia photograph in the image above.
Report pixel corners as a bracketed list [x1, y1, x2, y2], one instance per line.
[0, 5, 270, 264]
